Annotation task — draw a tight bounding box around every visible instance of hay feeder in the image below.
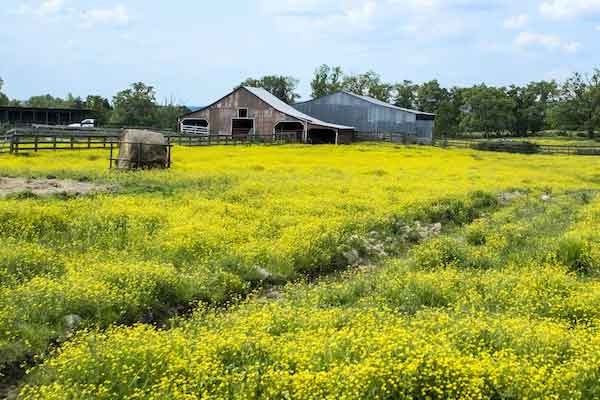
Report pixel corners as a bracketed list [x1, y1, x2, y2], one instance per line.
[110, 129, 172, 170]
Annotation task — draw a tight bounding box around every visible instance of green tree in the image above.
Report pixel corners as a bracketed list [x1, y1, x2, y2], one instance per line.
[553, 71, 600, 137]
[0, 77, 8, 106]
[460, 85, 516, 137]
[392, 80, 417, 109]
[111, 82, 158, 127]
[65, 93, 84, 109]
[416, 80, 448, 114]
[506, 81, 558, 136]
[342, 71, 392, 102]
[156, 99, 190, 130]
[310, 65, 345, 98]
[25, 94, 68, 108]
[434, 87, 465, 138]
[239, 75, 300, 104]
[84, 95, 113, 126]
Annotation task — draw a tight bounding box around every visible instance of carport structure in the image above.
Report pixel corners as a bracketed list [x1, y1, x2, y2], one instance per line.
[179, 87, 355, 144]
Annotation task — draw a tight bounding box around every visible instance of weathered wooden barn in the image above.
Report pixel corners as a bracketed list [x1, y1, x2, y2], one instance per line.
[293, 91, 436, 144]
[179, 87, 355, 144]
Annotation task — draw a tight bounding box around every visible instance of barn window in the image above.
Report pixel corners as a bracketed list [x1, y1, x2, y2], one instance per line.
[238, 108, 248, 118]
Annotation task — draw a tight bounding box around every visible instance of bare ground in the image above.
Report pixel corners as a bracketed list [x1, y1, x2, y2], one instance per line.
[0, 176, 112, 198]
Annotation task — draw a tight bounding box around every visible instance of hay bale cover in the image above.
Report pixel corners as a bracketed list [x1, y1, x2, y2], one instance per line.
[117, 129, 169, 170]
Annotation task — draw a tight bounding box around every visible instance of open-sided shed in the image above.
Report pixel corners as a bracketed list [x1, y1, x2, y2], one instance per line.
[180, 87, 355, 144]
[293, 91, 436, 144]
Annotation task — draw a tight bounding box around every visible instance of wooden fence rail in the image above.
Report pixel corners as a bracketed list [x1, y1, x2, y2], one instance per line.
[433, 139, 600, 156]
[0, 128, 299, 154]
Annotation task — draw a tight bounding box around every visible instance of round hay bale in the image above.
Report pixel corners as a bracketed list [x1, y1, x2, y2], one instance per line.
[117, 129, 168, 170]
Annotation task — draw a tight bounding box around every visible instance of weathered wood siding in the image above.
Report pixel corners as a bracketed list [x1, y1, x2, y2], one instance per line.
[183, 88, 301, 136]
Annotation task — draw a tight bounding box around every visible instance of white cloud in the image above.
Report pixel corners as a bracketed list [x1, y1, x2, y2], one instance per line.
[389, 0, 439, 8]
[10, 0, 70, 18]
[540, 0, 600, 19]
[515, 31, 581, 53]
[38, 0, 65, 17]
[261, 0, 377, 36]
[79, 4, 130, 29]
[503, 14, 528, 30]
[9, 1, 129, 29]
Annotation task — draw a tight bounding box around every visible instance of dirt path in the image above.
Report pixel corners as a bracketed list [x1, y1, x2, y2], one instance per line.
[0, 176, 111, 198]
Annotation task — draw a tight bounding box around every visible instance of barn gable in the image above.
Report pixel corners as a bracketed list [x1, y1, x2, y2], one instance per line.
[180, 87, 355, 144]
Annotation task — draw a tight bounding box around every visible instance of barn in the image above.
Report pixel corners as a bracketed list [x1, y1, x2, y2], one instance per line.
[179, 87, 355, 144]
[293, 91, 436, 144]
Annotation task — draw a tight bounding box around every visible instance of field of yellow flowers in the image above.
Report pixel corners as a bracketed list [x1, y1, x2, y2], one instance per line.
[3, 143, 600, 398]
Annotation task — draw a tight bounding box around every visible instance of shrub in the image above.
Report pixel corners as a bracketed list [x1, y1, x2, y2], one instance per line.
[475, 141, 540, 154]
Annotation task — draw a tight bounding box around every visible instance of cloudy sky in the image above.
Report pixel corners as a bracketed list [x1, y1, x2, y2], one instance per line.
[1, 0, 599, 105]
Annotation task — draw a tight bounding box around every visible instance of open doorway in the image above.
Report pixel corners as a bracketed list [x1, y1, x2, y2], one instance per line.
[274, 121, 305, 143]
[308, 128, 337, 144]
[232, 118, 254, 137]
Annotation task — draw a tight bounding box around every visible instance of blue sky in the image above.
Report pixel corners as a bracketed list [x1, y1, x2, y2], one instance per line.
[1, 0, 599, 105]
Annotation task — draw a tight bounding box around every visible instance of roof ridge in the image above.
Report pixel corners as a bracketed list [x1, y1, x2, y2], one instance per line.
[243, 87, 354, 130]
[336, 91, 435, 115]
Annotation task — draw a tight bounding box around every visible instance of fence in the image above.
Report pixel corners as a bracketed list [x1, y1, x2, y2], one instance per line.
[0, 128, 300, 154]
[0, 133, 12, 153]
[181, 125, 209, 135]
[353, 131, 432, 144]
[433, 139, 600, 156]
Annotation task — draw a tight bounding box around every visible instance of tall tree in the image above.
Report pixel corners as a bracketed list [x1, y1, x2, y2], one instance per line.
[0, 77, 8, 106]
[342, 71, 392, 102]
[506, 81, 558, 136]
[434, 87, 465, 138]
[416, 80, 448, 114]
[156, 99, 190, 130]
[553, 71, 600, 137]
[25, 94, 68, 108]
[111, 82, 158, 127]
[460, 85, 516, 136]
[239, 75, 300, 104]
[311, 65, 345, 98]
[85, 95, 113, 126]
[392, 80, 417, 109]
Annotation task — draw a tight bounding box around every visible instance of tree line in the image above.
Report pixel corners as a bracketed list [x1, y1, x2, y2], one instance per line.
[0, 80, 189, 130]
[239, 65, 600, 138]
[2, 67, 600, 137]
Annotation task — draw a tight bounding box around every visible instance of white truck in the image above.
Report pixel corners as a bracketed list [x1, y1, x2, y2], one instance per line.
[68, 119, 96, 128]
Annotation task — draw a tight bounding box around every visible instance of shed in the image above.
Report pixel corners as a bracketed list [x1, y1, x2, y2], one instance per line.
[179, 87, 355, 144]
[293, 91, 436, 144]
[0, 106, 93, 127]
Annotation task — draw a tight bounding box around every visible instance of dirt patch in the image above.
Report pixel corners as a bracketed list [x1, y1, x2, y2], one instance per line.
[0, 177, 112, 198]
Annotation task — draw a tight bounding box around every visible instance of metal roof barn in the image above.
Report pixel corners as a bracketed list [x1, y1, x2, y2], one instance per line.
[293, 91, 436, 144]
[180, 87, 355, 144]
